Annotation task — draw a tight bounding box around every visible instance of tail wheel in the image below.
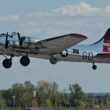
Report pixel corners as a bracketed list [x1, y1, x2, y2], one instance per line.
[2, 59, 12, 69]
[92, 64, 97, 70]
[49, 56, 57, 64]
[20, 56, 30, 66]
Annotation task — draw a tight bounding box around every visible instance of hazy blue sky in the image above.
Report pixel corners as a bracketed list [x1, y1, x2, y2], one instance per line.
[0, 0, 110, 92]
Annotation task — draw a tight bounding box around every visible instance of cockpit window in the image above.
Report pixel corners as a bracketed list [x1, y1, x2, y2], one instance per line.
[0, 33, 33, 47]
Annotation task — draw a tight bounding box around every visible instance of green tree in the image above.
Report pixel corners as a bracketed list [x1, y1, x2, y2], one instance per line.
[2, 89, 13, 107]
[69, 83, 88, 108]
[102, 96, 110, 108]
[36, 80, 60, 107]
[86, 97, 96, 108]
[0, 91, 7, 108]
[7, 81, 35, 107]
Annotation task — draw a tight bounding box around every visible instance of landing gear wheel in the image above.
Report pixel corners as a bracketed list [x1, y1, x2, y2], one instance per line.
[2, 59, 12, 69]
[20, 56, 30, 66]
[49, 56, 57, 64]
[92, 64, 97, 70]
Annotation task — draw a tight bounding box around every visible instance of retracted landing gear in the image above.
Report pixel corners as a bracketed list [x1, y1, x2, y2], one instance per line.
[92, 62, 97, 70]
[2, 58, 12, 69]
[20, 56, 30, 66]
[49, 56, 57, 64]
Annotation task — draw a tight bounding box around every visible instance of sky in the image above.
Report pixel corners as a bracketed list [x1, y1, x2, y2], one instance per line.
[0, 0, 110, 92]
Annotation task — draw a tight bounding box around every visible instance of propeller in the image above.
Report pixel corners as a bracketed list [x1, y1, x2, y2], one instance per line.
[4, 32, 10, 49]
[11, 32, 25, 46]
[0, 32, 31, 48]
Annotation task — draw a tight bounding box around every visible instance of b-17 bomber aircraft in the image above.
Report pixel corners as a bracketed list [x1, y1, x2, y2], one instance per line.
[0, 28, 110, 70]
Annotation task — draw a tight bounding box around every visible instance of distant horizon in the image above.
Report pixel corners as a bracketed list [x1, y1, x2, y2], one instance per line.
[1, 79, 110, 94]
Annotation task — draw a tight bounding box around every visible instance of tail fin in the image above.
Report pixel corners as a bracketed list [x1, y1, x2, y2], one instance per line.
[103, 28, 110, 53]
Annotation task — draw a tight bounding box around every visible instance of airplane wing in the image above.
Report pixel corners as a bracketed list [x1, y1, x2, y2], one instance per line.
[35, 33, 87, 54]
[0, 33, 87, 59]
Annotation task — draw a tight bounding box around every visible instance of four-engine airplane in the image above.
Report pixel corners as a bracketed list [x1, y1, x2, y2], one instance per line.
[0, 28, 110, 70]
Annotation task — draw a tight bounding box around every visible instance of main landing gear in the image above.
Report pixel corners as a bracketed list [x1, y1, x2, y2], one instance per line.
[20, 56, 30, 66]
[49, 56, 57, 64]
[2, 58, 12, 69]
[2, 55, 30, 69]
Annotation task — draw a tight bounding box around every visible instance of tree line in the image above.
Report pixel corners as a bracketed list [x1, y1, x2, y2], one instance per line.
[0, 80, 110, 109]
